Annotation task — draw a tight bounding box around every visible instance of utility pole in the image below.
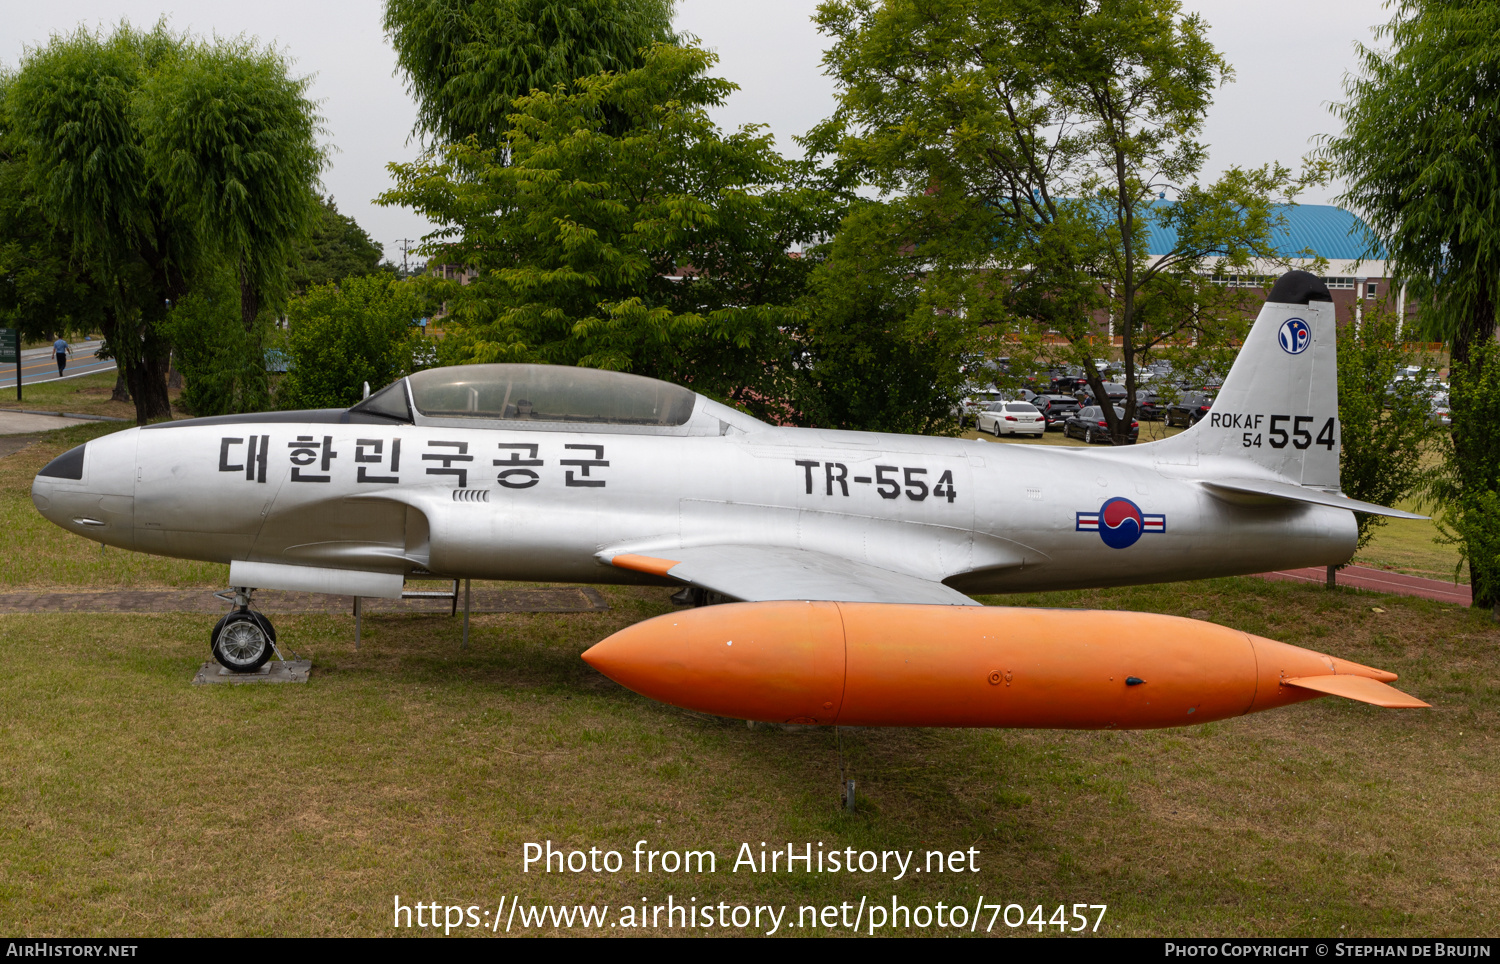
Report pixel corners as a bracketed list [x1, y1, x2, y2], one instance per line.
[397, 239, 417, 278]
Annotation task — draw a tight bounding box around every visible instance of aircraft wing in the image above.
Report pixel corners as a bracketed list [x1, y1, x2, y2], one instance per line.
[1200, 478, 1428, 520]
[603, 545, 981, 606]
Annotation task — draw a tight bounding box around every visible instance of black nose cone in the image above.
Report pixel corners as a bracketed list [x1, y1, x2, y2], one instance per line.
[37, 444, 86, 480]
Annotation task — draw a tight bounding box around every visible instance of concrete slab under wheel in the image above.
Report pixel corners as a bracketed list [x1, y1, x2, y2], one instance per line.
[192, 659, 311, 685]
[0, 586, 610, 615]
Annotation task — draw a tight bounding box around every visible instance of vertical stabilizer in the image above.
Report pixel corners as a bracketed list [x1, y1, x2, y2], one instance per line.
[1151, 271, 1340, 488]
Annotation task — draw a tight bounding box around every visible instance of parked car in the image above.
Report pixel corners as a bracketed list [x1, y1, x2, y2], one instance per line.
[1048, 375, 1089, 394]
[1078, 382, 1128, 407]
[1134, 390, 1164, 420]
[1031, 394, 1081, 430]
[1430, 393, 1451, 426]
[977, 401, 1046, 437]
[1063, 405, 1139, 444]
[956, 389, 1005, 427]
[1165, 393, 1213, 427]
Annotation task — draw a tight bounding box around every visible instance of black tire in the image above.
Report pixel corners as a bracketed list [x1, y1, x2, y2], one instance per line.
[1085, 427, 1094, 443]
[212, 610, 276, 672]
[990, 420, 1002, 436]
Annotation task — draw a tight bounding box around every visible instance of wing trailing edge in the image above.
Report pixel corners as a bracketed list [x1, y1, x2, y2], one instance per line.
[604, 544, 981, 606]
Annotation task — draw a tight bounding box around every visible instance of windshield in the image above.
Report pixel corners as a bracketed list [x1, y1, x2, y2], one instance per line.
[1005, 403, 1038, 413]
[407, 364, 697, 426]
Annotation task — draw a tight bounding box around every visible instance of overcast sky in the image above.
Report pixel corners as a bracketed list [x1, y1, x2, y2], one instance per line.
[5, 0, 1391, 266]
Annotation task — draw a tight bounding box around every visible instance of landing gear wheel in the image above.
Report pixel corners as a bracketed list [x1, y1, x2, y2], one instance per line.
[211, 610, 277, 672]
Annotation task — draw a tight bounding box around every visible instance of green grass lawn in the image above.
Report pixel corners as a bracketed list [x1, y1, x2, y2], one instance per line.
[0, 370, 140, 422]
[0, 423, 1495, 936]
[0, 581, 1495, 936]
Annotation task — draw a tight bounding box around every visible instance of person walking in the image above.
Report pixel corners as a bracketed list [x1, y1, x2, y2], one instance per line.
[52, 334, 70, 377]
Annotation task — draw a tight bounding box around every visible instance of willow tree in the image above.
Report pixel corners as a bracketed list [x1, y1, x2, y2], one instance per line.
[139, 38, 325, 332]
[7, 22, 325, 422]
[383, 0, 677, 147]
[1325, 0, 1500, 611]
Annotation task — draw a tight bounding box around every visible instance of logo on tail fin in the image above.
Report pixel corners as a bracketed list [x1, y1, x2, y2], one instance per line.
[1278, 318, 1311, 355]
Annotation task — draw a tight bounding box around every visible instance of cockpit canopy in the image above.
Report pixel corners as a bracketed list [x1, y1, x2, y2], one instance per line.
[351, 363, 699, 428]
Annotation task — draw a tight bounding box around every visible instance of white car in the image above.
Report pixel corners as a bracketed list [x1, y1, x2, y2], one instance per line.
[956, 390, 1005, 427]
[1430, 394, 1451, 426]
[977, 401, 1046, 437]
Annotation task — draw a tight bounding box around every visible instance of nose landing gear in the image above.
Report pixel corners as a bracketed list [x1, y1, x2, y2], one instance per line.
[211, 587, 278, 672]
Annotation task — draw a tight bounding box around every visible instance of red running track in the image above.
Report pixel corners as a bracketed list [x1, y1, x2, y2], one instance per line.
[1254, 565, 1472, 606]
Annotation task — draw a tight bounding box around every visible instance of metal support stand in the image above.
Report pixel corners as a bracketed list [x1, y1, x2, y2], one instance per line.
[399, 578, 462, 613]
[836, 726, 855, 812]
[354, 596, 362, 650]
[460, 579, 471, 650]
[1326, 565, 1336, 589]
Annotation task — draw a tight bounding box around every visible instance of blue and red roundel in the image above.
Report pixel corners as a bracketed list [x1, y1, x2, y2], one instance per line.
[1076, 497, 1166, 549]
[1278, 318, 1311, 355]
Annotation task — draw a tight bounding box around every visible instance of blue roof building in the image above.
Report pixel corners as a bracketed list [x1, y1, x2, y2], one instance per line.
[1141, 203, 1383, 264]
[1135, 202, 1397, 314]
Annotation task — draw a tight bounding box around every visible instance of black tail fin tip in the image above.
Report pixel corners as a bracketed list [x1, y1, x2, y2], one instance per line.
[1267, 271, 1333, 306]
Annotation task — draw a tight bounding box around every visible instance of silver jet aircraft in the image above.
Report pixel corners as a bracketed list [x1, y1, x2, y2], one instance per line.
[31, 272, 1417, 672]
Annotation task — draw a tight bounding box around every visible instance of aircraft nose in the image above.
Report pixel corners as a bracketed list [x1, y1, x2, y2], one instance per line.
[31, 435, 138, 548]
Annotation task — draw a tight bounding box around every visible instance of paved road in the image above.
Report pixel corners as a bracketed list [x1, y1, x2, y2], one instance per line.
[0, 340, 116, 390]
[1255, 565, 1472, 606]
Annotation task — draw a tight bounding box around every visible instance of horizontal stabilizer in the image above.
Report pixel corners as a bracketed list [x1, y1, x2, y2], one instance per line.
[1201, 478, 1428, 520]
[1282, 674, 1430, 708]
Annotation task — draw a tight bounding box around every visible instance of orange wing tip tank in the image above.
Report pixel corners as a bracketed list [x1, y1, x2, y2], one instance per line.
[580, 602, 1428, 728]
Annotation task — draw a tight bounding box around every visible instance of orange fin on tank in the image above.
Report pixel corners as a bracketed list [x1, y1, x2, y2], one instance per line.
[1282, 675, 1429, 708]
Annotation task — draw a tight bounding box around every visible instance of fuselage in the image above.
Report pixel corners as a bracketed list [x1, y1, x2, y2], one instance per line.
[31, 394, 1356, 597]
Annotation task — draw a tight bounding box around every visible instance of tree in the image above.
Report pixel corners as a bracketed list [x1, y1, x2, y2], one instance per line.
[279, 275, 423, 410]
[1324, 0, 1500, 611]
[1335, 300, 1441, 554]
[137, 36, 325, 332]
[380, 44, 848, 418]
[164, 268, 274, 416]
[1430, 342, 1500, 619]
[0, 82, 108, 343]
[791, 202, 974, 434]
[289, 197, 389, 292]
[808, 0, 1315, 443]
[383, 0, 676, 148]
[6, 23, 324, 423]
